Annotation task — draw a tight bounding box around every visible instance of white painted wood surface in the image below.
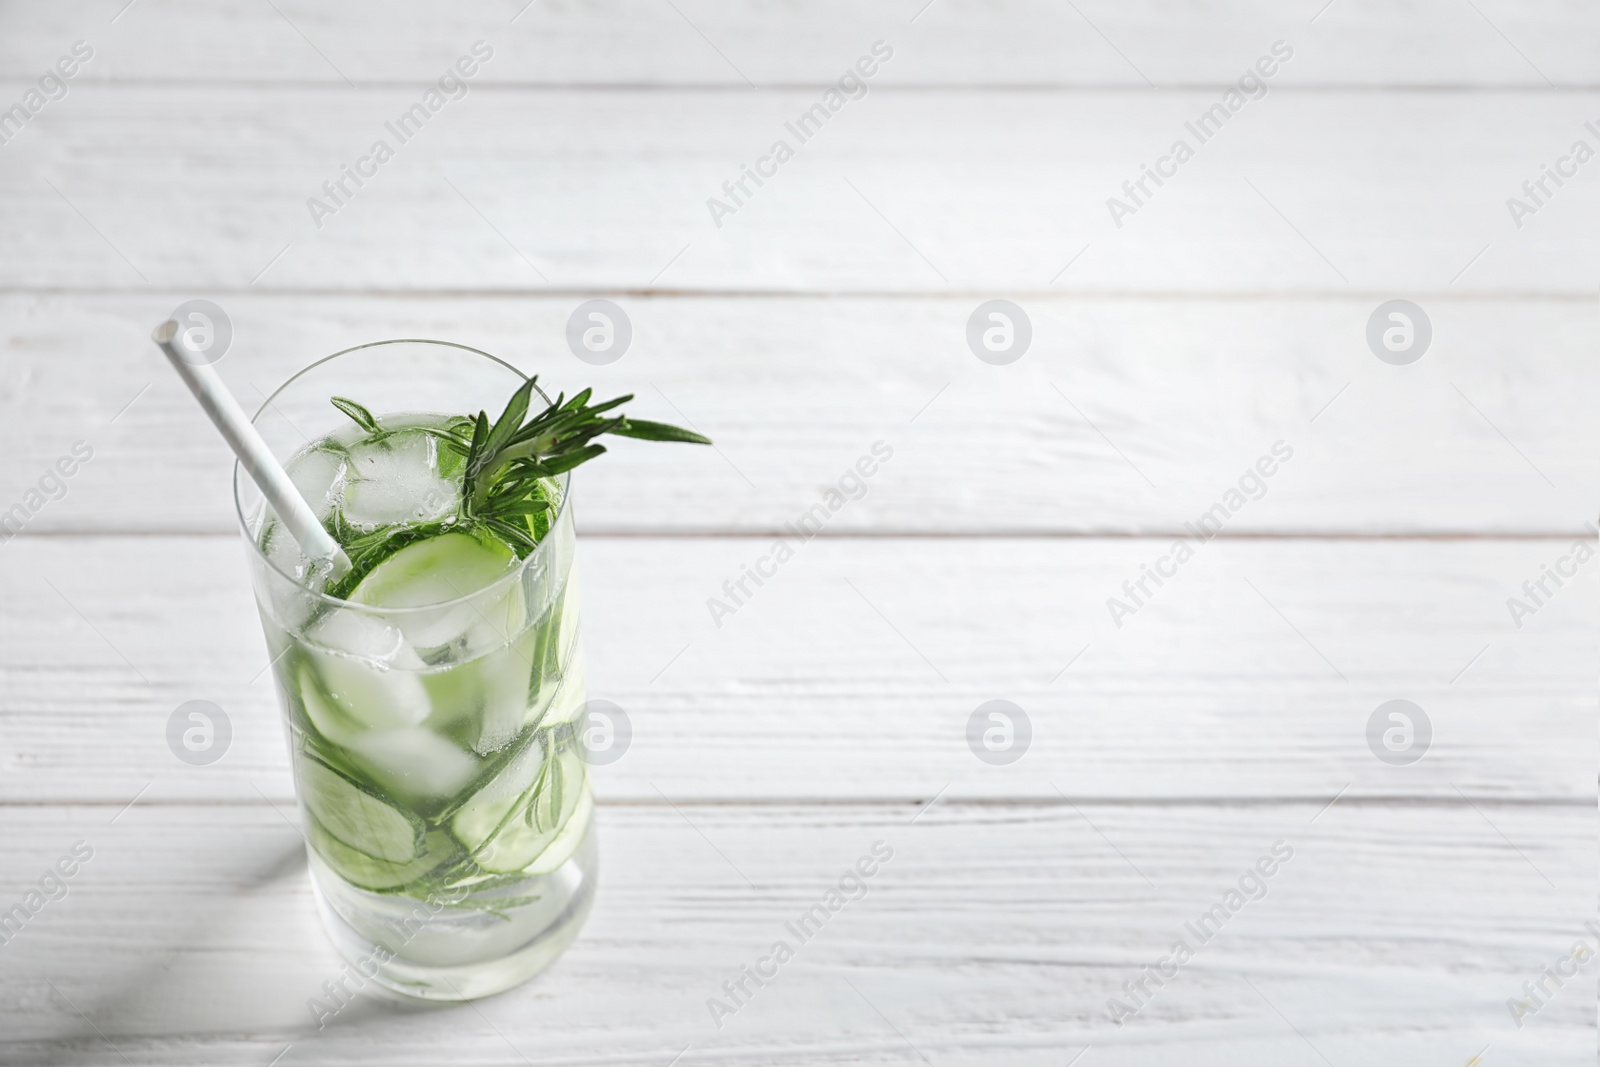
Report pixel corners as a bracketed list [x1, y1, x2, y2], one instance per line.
[5, 0, 1599, 87]
[1, 296, 1595, 536]
[0, 2, 1593, 1064]
[2, 90, 1597, 294]
[0, 804, 1591, 1065]
[2, 536, 1594, 803]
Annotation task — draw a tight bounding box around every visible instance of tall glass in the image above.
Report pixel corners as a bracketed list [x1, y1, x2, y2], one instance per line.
[235, 341, 596, 1001]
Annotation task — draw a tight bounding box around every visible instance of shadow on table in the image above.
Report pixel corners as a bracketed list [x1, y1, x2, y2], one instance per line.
[27, 828, 463, 1063]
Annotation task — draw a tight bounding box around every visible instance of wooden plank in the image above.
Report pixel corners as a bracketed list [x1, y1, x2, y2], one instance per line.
[1, 89, 1596, 294]
[4, 8, 1591, 1062]
[1, 535, 1591, 804]
[1, 295, 1593, 537]
[0, 801, 1589, 1064]
[3, 0, 1596, 88]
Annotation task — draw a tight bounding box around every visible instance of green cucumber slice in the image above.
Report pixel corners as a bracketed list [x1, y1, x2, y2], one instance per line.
[297, 662, 362, 747]
[523, 789, 593, 876]
[348, 528, 515, 606]
[449, 736, 544, 855]
[350, 530, 521, 626]
[308, 817, 455, 892]
[300, 660, 482, 810]
[539, 645, 586, 728]
[462, 733, 588, 874]
[298, 756, 422, 864]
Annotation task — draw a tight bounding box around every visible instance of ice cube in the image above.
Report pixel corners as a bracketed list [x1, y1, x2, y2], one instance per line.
[472, 647, 537, 755]
[345, 726, 481, 802]
[395, 589, 525, 658]
[259, 519, 336, 609]
[337, 430, 458, 529]
[311, 608, 421, 666]
[261, 519, 304, 576]
[285, 445, 347, 522]
[308, 609, 431, 729]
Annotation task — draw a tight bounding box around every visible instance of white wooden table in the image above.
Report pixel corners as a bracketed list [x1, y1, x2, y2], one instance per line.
[1, 3, 1595, 1064]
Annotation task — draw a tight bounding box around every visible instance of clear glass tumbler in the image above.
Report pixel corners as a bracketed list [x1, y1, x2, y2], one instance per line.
[235, 340, 596, 1001]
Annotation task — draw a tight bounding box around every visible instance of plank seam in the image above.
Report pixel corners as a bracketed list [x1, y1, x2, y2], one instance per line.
[6, 530, 1594, 541]
[2, 288, 1596, 301]
[1, 796, 1588, 810]
[0, 81, 1596, 93]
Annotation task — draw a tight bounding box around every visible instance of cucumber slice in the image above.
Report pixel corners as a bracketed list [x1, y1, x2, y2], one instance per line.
[299, 659, 481, 808]
[308, 817, 455, 892]
[341, 530, 559, 757]
[462, 734, 588, 874]
[297, 662, 362, 747]
[298, 756, 422, 864]
[540, 645, 587, 728]
[516, 579, 583, 732]
[450, 736, 544, 854]
[524, 594, 565, 719]
[349, 530, 516, 608]
[349, 531, 523, 653]
[523, 789, 593, 876]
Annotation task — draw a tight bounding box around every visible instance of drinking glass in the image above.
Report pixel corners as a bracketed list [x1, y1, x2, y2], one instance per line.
[235, 340, 596, 1001]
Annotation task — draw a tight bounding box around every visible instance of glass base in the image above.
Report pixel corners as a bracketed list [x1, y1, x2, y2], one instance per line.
[308, 821, 598, 1001]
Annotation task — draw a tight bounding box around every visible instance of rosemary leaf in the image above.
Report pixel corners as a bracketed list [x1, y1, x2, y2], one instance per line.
[331, 396, 386, 437]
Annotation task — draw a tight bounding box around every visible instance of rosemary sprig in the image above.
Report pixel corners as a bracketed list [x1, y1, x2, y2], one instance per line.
[325, 377, 709, 579]
[428, 376, 710, 555]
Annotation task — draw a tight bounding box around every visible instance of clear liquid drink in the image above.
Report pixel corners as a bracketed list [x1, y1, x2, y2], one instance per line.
[237, 342, 596, 1000]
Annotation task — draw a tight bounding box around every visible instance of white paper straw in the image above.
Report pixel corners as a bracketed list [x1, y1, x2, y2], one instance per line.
[152, 320, 351, 580]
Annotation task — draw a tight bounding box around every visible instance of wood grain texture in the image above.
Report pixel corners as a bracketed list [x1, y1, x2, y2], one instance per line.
[1, 295, 1593, 537]
[0, 3, 1594, 1063]
[0, 803, 1589, 1065]
[3, 0, 1597, 88]
[2, 535, 1591, 804]
[0, 90, 1596, 294]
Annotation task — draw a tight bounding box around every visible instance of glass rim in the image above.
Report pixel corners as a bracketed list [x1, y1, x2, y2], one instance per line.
[233, 338, 572, 616]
